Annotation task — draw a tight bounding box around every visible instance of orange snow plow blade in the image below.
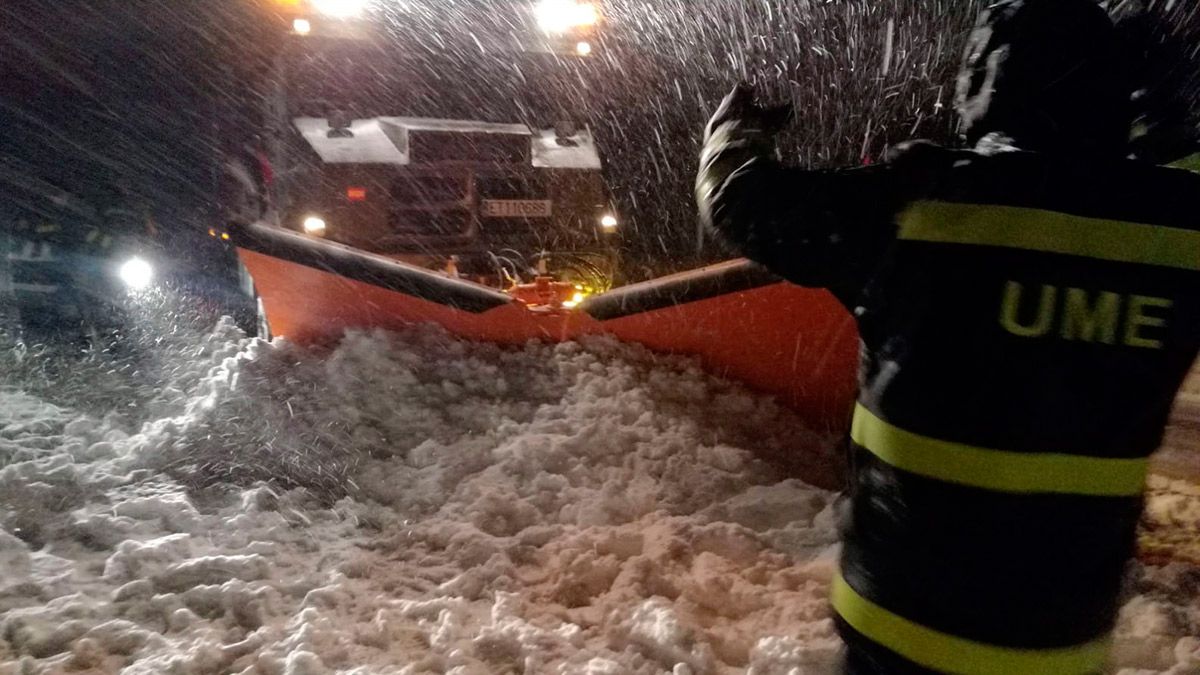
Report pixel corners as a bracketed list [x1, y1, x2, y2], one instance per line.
[231, 223, 859, 434]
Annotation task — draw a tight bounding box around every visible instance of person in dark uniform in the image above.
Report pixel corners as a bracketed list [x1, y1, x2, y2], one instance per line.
[696, 1, 1200, 673]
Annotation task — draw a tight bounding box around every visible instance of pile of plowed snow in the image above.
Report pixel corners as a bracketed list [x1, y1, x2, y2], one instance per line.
[1, 322, 1197, 674]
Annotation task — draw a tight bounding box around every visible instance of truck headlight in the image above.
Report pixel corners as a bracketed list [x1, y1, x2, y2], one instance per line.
[535, 0, 598, 33]
[303, 215, 328, 235]
[119, 257, 155, 290]
[311, 0, 367, 18]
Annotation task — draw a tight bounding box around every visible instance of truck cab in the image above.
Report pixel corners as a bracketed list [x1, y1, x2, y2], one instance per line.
[280, 115, 616, 289]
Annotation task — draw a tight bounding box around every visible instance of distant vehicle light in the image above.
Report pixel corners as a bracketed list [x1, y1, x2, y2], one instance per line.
[312, 0, 367, 18]
[119, 257, 154, 291]
[221, 232, 231, 241]
[575, 40, 593, 56]
[536, 0, 598, 33]
[292, 18, 313, 35]
[571, 291, 586, 304]
[600, 214, 619, 231]
[303, 216, 328, 235]
[346, 186, 368, 201]
[208, 228, 217, 237]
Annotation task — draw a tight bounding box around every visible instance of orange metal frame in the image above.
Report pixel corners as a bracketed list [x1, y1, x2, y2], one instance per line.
[239, 247, 860, 434]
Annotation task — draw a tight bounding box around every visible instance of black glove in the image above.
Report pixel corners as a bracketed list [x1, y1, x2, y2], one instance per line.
[697, 85, 793, 235]
[704, 83, 794, 142]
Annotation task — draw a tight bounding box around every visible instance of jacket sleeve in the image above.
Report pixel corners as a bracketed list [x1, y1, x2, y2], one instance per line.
[697, 118, 939, 307]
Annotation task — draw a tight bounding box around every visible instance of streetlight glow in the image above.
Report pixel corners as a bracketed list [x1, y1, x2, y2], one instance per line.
[600, 214, 618, 231]
[535, 0, 598, 34]
[292, 18, 312, 35]
[575, 40, 593, 57]
[312, 0, 367, 18]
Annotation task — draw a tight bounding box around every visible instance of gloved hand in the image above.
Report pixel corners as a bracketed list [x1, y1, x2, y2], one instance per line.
[703, 83, 794, 141]
[697, 84, 793, 235]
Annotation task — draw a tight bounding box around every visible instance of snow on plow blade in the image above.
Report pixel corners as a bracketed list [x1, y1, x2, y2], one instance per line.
[230, 222, 859, 433]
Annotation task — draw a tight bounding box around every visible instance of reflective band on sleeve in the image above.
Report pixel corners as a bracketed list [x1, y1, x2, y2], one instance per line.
[1169, 153, 1200, 173]
[898, 201, 1200, 272]
[851, 405, 1149, 496]
[831, 572, 1111, 675]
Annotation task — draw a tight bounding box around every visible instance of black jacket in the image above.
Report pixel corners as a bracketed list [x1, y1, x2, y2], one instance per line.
[698, 120, 1200, 674]
[698, 0, 1200, 669]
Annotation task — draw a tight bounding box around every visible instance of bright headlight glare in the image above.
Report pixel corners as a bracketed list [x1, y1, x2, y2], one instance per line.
[119, 257, 154, 290]
[312, 0, 367, 18]
[600, 214, 618, 230]
[292, 18, 313, 35]
[536, 0, 598, 33]
[303, 216, 328, 234]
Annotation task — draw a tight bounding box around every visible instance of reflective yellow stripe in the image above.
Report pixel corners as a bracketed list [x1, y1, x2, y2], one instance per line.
[1169, 153, 1200, 173]
[898, 201, 1200, 272]
[832, 572, 1110, 675]
[851, 405, 1148, 496]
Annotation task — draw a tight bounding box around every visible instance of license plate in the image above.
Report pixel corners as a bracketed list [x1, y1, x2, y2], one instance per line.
[481, 199, 553, 218]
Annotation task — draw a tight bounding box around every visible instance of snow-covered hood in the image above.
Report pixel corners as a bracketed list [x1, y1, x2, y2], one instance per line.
[294, 116, 603, 170]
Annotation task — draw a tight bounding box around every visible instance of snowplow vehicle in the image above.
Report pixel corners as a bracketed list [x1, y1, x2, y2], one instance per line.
[224, 0, 625, 297]
[227, 0, 861, 433]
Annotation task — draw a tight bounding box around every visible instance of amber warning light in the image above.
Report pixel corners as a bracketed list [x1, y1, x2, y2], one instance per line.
[346, 187, 367, 201]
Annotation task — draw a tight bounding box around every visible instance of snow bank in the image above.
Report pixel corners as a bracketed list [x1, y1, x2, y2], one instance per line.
[0, 324, 1197, 674]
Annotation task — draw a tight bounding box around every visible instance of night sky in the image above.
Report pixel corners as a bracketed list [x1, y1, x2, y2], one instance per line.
[2, 1, 1196, 276]
[0, 1, 269, 230]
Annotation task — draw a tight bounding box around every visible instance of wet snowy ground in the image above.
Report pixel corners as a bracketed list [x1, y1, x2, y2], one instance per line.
[0, 322, 1197, 674]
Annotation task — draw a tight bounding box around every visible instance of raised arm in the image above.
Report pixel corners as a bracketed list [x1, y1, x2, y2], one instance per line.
[696, 85, 939, 307]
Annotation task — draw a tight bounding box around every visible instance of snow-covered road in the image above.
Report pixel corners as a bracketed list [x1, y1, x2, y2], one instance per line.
[1, 323, 1197, 674]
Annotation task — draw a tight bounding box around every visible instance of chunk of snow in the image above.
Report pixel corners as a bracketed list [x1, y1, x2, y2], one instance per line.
[0, 327, 1195, 674]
